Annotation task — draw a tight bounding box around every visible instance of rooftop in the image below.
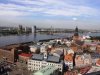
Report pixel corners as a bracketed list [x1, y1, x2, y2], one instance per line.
[31, 53, 61, 63]
[64, 54, 73, 62]
[47, 55, 60, 63]
[19, 53, 32, 57]
[32, 54, 44, 61]
[34, 66, 58, 75]
[86, 71, 100, 75]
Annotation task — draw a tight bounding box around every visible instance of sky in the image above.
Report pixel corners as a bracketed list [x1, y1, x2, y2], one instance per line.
[0, 0, 100, 30]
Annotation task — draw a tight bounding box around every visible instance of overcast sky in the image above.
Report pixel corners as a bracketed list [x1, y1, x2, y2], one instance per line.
[0, 0, 100, 30]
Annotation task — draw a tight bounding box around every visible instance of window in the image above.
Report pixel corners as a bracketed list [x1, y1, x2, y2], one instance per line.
[29, 63, 31, 65]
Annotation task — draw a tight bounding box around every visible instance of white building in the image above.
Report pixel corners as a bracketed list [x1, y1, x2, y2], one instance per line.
[28, 59, 62, 72]
[40, 45, 48, 53]
[32, 26, 34, 33]
[67, 48, 74, 54]
[65, 61, 73, 70]
[83, 53, 92, 65]
[65, 41, 71, 47]
[29, 45, 40, 53]
[28, 52, 63, 72]
[90, 45, 96, 52]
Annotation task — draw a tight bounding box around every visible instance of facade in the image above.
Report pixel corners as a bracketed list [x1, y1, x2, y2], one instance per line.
[75, 54, 92, 68]
[91, 53, 100, 65]
[28, 59, 62, 72]
[29, 45, 40, 53]
[0, 48, 15, 62]
[96, 44, 100, 53]
[65, 41, 71, 47]
[40, 45, 48, 53]
[32, 26, 36, 33]
[89, 45, 96, 51]
[32, 26, 34, 33]
[19, 53, 32, 64]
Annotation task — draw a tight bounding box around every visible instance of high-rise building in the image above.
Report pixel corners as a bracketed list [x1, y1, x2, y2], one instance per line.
[32, 26, 36, 33]
[18, 25, 23, 34]
[25, 27, 27, 32]
[32, 26, 34, 33]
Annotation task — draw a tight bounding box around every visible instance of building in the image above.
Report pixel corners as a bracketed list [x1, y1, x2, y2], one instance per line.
[40, 45, 48, 53]
[28, 52, 63, 72]
[32, 26, 34, 33]
[19, 53, 32, 64]
[64, 70, 78, 75]
[53, 50, 63, 58]
[74, 26, 79, 36]
[18, 25, 23, 34]
[86, 71, 100, 75]
[29, 45, 40, 53]
[96, 44, 100, 53]
[65, 41, 71, 47]
[75, 53, 92, 68]
[33, 66, 59, 75]
[96, 59, 100, 66]
[87, 66, 100, 74]
[73, 26, 79, 41]
[70, 43, 78, 52]
[67, 48, 74, 54]
[32, 26, 36, 33]
[0, 61, 12, 75]
[79, 66, 91, 75]
[91, 53, 100, 65]
[0, 45, 19, 63]
[64, 53, 73, 70]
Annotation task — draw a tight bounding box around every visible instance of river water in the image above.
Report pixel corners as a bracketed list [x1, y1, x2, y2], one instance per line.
[0, 33, 73, 47]
[0, 33, 99, 47]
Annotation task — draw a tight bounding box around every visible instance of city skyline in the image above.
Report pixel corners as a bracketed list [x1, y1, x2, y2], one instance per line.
[0, 0, 100, 29]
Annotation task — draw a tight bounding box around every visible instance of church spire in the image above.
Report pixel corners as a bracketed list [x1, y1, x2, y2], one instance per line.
[74, 26, 79, 36]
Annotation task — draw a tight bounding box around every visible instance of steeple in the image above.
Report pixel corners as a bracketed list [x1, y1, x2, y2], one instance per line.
[74, 26, 79, 36]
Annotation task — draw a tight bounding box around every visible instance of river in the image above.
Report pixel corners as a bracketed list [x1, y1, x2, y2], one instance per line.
[0, 33, 73, 47]
[0, 32, 99, 47]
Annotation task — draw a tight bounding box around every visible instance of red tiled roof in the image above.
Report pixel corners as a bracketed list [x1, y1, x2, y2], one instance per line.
[96, 59, 100, 66]
[80, 66, 91, 75]
[64, 53, 73, 62]
[65, 70, 78, 75]
[19, 53, 32, 57]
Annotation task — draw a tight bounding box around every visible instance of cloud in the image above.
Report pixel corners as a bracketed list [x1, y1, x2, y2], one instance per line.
[0, 0, 99, 17]
[0, 3, 45, 17]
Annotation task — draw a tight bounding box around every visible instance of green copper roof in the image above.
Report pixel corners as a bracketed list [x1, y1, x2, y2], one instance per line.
[34, 66, 58, 75]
